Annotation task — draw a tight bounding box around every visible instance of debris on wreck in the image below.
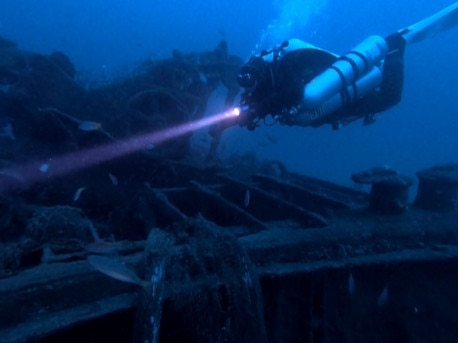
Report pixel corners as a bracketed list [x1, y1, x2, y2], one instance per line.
[136, 219, 268, 343]
[21, 205, 99, 264]
[415, 164, 458, 211]
[352, 166, 413, 214]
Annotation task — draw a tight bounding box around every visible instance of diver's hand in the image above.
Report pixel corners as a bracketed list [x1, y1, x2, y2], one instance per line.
[276, 106, 299, 126]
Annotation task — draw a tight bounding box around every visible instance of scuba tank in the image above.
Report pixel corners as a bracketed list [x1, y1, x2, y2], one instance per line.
[302, 35, 387, 109]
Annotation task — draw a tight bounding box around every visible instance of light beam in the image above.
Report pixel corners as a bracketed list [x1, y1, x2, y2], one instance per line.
[0, 109, 239, 193]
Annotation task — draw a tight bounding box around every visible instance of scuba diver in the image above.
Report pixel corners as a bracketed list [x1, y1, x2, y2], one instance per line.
[230, 3, 458, 132]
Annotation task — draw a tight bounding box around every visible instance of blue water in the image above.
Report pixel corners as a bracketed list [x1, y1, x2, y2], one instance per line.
[1, 0, 457, 185]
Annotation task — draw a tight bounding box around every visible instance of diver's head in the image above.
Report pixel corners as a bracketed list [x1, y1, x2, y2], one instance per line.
[237, 56, 268, 91]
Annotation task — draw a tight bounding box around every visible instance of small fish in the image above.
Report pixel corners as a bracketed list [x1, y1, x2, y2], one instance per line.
[348, 272, 355, 296]
[108, 172, 118, 186]
[377, 286, 388, 307]
[78, 121, 102, 131]
[73, 186, 86, 202]
[39, 163, 49, 173]
[244, 189, 250, 208]
[87, 255, 144, 286]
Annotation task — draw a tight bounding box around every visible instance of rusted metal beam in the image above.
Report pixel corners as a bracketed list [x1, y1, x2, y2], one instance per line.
[252, 173, 368, 214]
[188, 180, 269, 231]
[217, 174, 328, 228]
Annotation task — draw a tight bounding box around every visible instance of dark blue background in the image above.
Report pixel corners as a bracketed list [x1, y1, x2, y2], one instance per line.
[1, 0, 457, 186]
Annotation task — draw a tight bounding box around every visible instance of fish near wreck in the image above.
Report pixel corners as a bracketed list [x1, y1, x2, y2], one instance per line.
[87, 255, 144, 286]
[87, 228, 173, 343]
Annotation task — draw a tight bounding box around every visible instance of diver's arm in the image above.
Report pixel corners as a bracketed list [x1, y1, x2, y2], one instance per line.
[206, 56, 243, 160]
